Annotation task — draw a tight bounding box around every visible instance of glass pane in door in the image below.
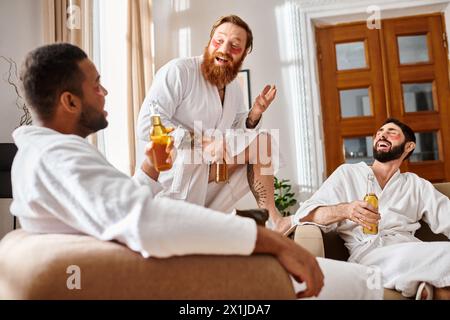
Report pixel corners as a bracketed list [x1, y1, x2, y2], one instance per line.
[344, 136, 374, 164]
[335, 41, 367, 70]
[409, 132, 439, 162]
[402, 82, 435, 112]
[339, 88, 371, 118]
[397, 35, 429, 64]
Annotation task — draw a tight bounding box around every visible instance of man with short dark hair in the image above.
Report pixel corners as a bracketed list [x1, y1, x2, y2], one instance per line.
[136, 15, 292, 234]
[293, 118, 450, 299]
[11, 43, 383, 300]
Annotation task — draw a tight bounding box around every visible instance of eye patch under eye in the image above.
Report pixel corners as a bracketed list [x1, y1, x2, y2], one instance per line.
[211, 39, 221, 49]
[230, 47, 243, 55]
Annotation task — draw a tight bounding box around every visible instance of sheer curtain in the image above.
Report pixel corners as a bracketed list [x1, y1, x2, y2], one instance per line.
[41, 0, 154, 175]
[42, 0, 96, 145]
[127, 0, 154, 175]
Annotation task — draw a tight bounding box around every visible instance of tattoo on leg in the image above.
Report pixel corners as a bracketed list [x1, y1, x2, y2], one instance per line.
[247, 164, 268, 207]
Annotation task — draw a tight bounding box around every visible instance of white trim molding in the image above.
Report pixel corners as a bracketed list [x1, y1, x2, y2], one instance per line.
[288, 0, 450, 196]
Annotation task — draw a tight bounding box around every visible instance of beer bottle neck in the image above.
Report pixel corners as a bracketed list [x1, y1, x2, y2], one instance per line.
[151, 115, 162, 126]
[367, 174, 375, 195]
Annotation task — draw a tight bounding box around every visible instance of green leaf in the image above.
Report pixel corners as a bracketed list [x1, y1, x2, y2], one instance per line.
[286, 193, 295, 198]
[274, 176, 297, 214]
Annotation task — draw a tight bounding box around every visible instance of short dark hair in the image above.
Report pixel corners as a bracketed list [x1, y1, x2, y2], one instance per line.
[382, 117, 416, 159]
[20, 43, 88, 120]
[209, 15, 253, 54]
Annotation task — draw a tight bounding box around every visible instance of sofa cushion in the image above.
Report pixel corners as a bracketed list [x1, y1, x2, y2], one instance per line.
[0, 229, 295, 300]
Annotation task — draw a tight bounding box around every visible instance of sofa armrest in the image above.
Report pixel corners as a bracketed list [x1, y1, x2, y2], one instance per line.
[0, 229, 296, 300]
[293, 225, 325, 258]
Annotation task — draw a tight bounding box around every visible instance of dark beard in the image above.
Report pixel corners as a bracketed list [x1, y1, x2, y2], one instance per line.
[201, 47, 244, 88]
[79, 101, 108, 134]
[373, 141, 406, 163]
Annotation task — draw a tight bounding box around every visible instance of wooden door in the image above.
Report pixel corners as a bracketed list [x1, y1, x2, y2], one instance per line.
[317, 14, 450, 182]
[383, 15, 450, 181]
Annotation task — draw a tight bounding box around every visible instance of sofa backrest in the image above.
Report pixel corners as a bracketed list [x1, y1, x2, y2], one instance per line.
[323, 182, 450, 261]
[434, 182, 450, 198]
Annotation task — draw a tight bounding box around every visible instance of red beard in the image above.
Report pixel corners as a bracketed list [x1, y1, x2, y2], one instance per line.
[201, 47, 245, 88]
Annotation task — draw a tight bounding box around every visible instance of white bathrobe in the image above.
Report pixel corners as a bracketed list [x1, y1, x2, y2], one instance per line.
[294, 162, 450, 297]
[136, 56, 281, 212]
[9, 127, 382, 300]
[10, 126, 257, 258]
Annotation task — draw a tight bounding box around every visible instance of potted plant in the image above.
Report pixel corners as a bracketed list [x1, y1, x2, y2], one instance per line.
[274, 177, 298, 217]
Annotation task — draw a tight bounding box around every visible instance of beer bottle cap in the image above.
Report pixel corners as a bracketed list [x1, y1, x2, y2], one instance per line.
[151, 114, 162, 125]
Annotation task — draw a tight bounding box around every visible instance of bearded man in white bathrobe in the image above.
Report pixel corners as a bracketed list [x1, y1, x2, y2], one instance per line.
[136, 15, 291, 234]
[10, 43, 385, 300]
[292, 118, 450, 300]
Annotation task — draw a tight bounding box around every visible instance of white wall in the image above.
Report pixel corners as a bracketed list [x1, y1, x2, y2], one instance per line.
[153, 0, 301, 208]
[0, 0, 44, 143]
[0, 0, 43, 238]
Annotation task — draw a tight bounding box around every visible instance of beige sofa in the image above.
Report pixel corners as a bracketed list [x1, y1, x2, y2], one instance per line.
[0, 230, 296, 299]
[294, 182, 450, 300]
[2, 184, 447, 300]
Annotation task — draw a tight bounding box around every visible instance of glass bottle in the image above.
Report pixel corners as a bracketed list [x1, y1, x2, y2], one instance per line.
[149, 115, 172, 172]
[363, 173, 379, 234]
[215, 159, 228, 183]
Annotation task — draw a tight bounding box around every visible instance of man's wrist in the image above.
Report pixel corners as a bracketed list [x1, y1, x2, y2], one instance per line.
[253, 226, 284, 255]
[141, 160, 159, 181]
[246, 111, 262, 128]
[335, 203, 349, 220]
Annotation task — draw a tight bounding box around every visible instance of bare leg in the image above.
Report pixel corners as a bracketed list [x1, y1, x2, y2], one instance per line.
[238, 133, 291, 234]
[207, 133, 292, 234]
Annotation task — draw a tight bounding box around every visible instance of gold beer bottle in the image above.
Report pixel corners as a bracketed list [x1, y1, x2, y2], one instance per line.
[149, 115, 172, 172]
[363, 173, 379, 235]
[215, 159, 228, 183]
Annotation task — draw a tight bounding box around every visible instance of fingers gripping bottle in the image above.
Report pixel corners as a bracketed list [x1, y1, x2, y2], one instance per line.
[150, 115, 172, 172]
[363, 173, 379, 235]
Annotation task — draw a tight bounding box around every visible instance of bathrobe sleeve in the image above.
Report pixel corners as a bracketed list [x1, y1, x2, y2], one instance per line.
[132, 167, 164, 195]
[293, 165, 351, 232]
[34, 140, 257, 258]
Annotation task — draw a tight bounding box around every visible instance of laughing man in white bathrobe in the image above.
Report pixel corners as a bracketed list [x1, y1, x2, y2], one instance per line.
[293, 118, 450, 300]
[11, 43, 385, 300]
[136, 15, 292, 234]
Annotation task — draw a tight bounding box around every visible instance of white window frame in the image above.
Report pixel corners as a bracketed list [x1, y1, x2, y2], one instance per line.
[92, 0, 131, 175]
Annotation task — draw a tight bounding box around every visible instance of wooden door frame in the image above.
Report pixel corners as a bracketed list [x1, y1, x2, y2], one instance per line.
[293, 0, 450, 188]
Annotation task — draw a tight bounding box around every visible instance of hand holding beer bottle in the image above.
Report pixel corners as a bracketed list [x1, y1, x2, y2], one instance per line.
[149, 115, 175, 172]
[363, 174, 380, 235]
[341, 174, 380, 232]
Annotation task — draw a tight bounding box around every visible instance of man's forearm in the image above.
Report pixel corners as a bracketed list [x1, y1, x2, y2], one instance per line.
[300, 204, 348, 225]
[253, 225, 283, 255]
